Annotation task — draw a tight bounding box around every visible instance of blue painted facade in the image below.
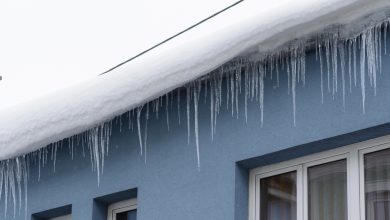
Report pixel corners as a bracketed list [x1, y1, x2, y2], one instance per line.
[2, 38, 390, 220]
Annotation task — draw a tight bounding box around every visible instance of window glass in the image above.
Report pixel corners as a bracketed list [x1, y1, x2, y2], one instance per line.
[260, 171, 297, 220]
[50, 215, 71, 220]
[364, 148, 390, 220]
[116, 210, 137, 220]
[308, 159, 347, 220]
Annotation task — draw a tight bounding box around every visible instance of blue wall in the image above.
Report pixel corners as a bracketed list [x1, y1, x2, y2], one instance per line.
[2, 39, 390, 220]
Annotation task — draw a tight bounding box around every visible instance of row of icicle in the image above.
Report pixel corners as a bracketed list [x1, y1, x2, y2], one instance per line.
[1, 16, 390, 218]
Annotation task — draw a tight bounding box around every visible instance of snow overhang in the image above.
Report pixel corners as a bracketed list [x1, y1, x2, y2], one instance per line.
[1, 0, 390, 161]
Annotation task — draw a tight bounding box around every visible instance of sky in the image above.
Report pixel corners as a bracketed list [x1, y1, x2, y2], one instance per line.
[0, 0, 236, 109]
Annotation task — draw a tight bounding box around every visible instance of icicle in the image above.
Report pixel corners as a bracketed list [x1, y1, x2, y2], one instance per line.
[276, 55, 280, 88]
[235, 68, 240, 119]
[210, 75, 215, 140]
[231, 69, 235, 116]
[92, 127, 101, 185]
[348, 40, 352, 92]
[291, 47, 297, 126]
[204, 77, 208, 103]
[244, 61, 249, 123]
[53, 144, 58, 173]
[226, 68, 230, 110]
[0, 163, 3, 201]
[193, 81, 201, 170]
[144, 103, 149, 163]
[166, 93, 170, 131]
[319, 44, 324, 103]
[378, 25, 382, 75]
[23, 158, 27, 220]
[300, 46, 306, 86]
[4, 162, 8, 218]
[259, 64, 265, 125]
[332, 34, 338, 97]
[287, 56, 291, 94]
[137, 106, 143, 155]
[177, 89, 181, 125]
[339, 42, 346, 109]
[15, 158, 21, 215]
[325, 39, 331, 92]
[251, 62, 255, 99]
[186, 85, 191, 144]
[360, 33, 366, 113]
[385, 21, 388, 55]
[353, 38, 357, 87]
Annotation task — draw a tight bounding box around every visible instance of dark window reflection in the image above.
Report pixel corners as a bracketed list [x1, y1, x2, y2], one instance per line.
[116, 210, 137, 220]
[260, 171, 297, 220]
[308, 159, 347, 220]
[365, 149, 390, 220]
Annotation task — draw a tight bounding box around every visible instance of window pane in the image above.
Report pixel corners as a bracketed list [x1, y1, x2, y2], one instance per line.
[308, 159, 347, 220]
[365, 148, 390, 220]
[50, 215, 71, 220]
[260, 171, 297, 220]
[116, 210, 137, 220]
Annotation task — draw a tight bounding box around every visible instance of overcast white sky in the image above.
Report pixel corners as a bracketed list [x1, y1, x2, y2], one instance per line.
[0, 0, 235, 109]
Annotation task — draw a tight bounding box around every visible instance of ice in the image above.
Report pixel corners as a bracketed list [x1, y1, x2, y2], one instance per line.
[361, 32, 366, 113]
[259, 64, 265, 125]
[326, 39, 331, 93]
[0, 158, 28, 218]
[339, 41, 346, 108]
[348, 40, 352, 92]
[332, 35, 338, 98]
[291, 47, 297, 126]
[210, 75, 215, 140]
[177, 89, 181, 125]
[166, 94, 170, 131]
[137, 106, 143, 155]
[353, 38, 357, 87]
[319, 44, 324, 103]
[193, 81, 201, 170]
[186, 86, 191, 144]
[144, 103, 149, 163]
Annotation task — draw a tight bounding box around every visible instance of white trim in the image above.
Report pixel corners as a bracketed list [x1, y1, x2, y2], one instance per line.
[249, 134, 390, 220]
[107, 198, 137, 220]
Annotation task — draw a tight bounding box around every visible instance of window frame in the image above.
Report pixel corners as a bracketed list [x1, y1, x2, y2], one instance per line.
[107, 198, 137, 220]
[249, 134, 390, 220]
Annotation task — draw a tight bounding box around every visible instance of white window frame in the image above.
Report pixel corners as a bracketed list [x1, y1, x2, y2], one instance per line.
[107, 198, 137, 220]
[249, 134, 390, 220]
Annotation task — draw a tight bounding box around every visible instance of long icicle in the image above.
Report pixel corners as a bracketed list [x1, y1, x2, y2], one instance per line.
[193, 81, 201, 170]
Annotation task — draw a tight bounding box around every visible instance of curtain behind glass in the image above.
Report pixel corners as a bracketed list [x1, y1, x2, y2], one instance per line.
[116, 210, 137, 220]
[260, 171, 297, 220]
[365, 148, 390, 220]
[308, 159, 347, 220]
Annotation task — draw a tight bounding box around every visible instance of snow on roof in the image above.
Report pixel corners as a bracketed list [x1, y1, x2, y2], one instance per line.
[0, 0, 389, 161]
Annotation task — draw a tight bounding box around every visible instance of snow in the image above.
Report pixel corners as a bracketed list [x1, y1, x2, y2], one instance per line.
[0, 0, 389, 161]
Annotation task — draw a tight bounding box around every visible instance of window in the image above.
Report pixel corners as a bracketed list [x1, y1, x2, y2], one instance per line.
[50, 215, 71, 220]
[107, 198, 137, 220]
[249, 136, 390, 220]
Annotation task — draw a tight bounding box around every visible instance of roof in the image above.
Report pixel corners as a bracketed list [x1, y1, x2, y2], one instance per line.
[0, 0, 389, 160]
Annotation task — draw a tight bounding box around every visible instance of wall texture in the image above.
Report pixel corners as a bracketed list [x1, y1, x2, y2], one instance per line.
[2, 36, 390, 220]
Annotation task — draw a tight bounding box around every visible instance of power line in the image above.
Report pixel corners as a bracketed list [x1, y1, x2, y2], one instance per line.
[99, 0, 244, 75]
